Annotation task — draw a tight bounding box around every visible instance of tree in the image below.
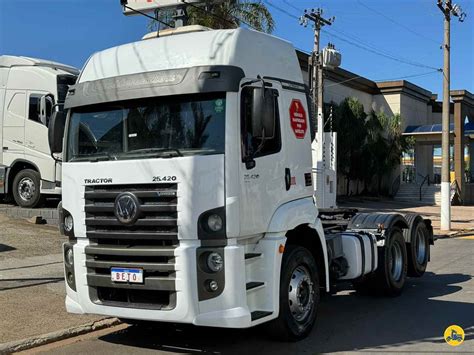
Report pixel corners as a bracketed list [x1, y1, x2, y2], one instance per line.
[365, 111, 413, 194]
[149, 1, 274, 33]
[332, 97, 367, 195]
[331, 98, 413, 196]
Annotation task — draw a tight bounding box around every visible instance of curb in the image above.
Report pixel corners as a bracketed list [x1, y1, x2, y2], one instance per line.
[436, 228, 474, 239]
[0, 205, 59, 226]
[0, 318, 120, 354]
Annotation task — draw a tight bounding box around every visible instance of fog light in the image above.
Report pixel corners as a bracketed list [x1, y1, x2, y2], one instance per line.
[65, 248, 74, 266]
[208, 280, 219, 292]
[64, 214, 74, 232]
[207, 252, 223, 272]
[67, 272, 74, 284]
[207, 214, 223, 232]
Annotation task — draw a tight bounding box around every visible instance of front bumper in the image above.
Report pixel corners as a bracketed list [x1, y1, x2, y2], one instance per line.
[65, 239, 252, 328]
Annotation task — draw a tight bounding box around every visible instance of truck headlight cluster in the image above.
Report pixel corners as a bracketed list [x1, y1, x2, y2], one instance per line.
[196, 248, 225, 301]
[207, 252, 223, 272]
[63, 243, 76, 291]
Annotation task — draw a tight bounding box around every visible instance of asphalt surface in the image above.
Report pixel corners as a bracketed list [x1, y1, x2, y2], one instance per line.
[30, 237, 474, 354]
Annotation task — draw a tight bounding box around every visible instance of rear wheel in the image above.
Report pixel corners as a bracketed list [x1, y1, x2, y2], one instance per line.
[12, 169, 43, 208]
[375, 227, 407, 296]
[268, 245, 320, 341]
[404, 214, 430, 277]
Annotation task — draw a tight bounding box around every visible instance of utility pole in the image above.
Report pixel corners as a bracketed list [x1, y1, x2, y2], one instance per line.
[300, 9, 335, 147]
[300, 9, 337, 209]
[437, 0, 466, 231]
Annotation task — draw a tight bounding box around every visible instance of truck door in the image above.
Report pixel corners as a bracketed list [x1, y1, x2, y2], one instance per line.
[239, 81, 288, 236]
[3, 90, 26, 163]
[24, 92, 55, 182]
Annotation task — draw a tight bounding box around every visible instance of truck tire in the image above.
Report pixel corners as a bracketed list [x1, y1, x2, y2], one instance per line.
[268, 245, 320, 341]
[404, 214, 430, 277]
[375, 227, 407, 296]
[12, 169, 43, 208]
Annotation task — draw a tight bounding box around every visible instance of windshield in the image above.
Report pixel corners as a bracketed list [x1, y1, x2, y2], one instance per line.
[66, 93, 226, 162]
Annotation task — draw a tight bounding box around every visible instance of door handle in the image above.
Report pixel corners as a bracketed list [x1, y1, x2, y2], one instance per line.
[285, 168, 291, 191]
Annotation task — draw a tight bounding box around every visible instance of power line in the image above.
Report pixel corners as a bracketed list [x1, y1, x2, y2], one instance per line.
[270, 0, 441, 71]
[322, 29, 441, 71]
[281, 0, 303, 14]
[326, 27, 441, 70]
[263, 0, 299, 20]
[357, 0, 440, 45]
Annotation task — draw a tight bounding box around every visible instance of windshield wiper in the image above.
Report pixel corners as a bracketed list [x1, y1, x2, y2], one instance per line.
[71, 153, 117, 162]
[124, 148, 183, 157]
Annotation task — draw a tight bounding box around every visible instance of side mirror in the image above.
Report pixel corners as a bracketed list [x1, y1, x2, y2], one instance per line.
[40, 94, 54, 126]
[48, 111, 67, 155]
[251, 87, 275, 139]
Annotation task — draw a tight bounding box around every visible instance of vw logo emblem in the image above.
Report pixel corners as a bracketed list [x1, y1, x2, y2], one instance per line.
[114, 192, 140, 225]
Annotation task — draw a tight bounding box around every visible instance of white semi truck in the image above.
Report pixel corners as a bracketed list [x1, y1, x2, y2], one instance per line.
[48, 27, 434, 340]
[0, 56, 78, 207]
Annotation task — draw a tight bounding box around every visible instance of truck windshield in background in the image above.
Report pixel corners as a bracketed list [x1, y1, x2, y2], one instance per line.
[66, 93, 226, 162]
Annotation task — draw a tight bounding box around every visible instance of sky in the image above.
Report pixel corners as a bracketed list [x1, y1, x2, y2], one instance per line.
[0, 0, 472, 96]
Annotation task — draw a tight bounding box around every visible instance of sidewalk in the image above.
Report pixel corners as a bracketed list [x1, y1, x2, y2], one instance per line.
[339, 197, 474, 236]
[0, 214, 101, 345]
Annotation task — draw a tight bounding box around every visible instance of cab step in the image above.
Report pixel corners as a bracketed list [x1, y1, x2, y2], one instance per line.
[251, 310, 272, 321]
[246, 281, 264, 291]
[245, 253, 262, 260]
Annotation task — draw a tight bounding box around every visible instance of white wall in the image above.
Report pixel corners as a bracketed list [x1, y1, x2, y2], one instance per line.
[324, 79, 374, 111]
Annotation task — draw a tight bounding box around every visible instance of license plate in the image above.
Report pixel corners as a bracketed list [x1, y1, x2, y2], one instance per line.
[111, 268, 143, 283]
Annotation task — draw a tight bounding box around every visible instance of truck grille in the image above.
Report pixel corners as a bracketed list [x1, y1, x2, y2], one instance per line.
[84, 183, 178, 309]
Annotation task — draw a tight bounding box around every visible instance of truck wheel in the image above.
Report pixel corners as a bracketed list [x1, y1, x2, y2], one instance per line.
[375, 227, 407, 296]
[12, 169, 43, 208]
[404, 214, 430, 277]
[268, 245, 320, 341]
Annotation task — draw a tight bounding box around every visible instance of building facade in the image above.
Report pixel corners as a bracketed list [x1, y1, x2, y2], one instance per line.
[296, 51, 474, 204]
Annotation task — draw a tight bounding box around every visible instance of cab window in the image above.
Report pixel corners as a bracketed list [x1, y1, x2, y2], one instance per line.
[241, 87, 281, 160]
[29, 94, 53, 126]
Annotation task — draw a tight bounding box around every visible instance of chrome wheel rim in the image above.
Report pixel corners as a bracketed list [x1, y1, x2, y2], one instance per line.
[389, 240, 403, 281]
[18, 177, 35, 201]
[288, 265, 314, 322]
[415, 227, 427, 265]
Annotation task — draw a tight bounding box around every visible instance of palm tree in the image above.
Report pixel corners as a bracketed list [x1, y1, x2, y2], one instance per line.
[149, 1, 274, 34]
[365, 112, 413, 194]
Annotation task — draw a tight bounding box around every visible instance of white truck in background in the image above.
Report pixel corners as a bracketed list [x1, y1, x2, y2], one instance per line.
[0, 56, 78, 207]
[48, 25, 434, 341]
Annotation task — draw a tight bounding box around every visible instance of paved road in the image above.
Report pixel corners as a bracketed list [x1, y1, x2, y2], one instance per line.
[31, 237, 474, 354]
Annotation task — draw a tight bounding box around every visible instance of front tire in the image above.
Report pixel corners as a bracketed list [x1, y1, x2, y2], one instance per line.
[12, 169, 43, 208]
[268, 245, 320, 341]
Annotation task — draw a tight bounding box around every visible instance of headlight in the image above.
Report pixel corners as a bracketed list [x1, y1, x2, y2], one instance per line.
[207, 214, 223, 232]
[65, 247, 74, 266]
[64, 214, 74, 233]
[207, 252, 223, 272]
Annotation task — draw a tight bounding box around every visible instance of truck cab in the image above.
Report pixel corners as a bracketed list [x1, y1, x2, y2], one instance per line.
[51, 27, 433, 341]
[0, 56, 78, 207]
